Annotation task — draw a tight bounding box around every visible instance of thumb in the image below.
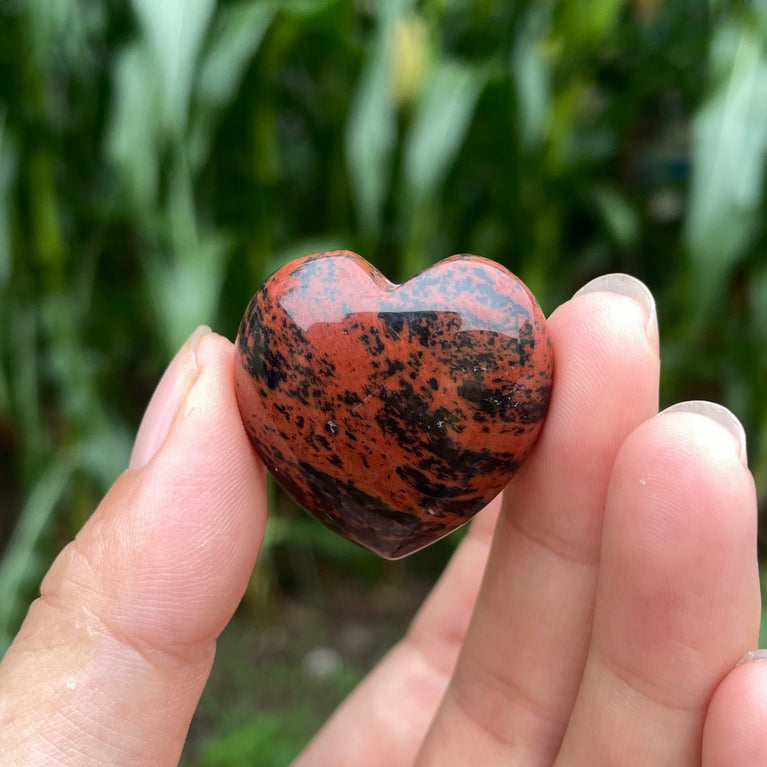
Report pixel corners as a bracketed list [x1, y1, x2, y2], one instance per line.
[0, 328, 267, 767]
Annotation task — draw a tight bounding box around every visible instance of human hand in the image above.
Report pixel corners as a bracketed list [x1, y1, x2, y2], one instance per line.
[0, 275, 763, 766]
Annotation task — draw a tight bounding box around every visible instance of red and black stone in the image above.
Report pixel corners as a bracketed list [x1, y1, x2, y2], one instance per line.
[235, 251, 553, 559]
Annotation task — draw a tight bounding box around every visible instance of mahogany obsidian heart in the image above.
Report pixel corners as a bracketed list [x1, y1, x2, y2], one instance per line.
[234, 251, 553, 559]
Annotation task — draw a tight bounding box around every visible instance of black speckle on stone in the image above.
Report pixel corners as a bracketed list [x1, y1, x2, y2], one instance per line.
[360, 332, 384, 356]
[274, 403, 291, 421]
[406, 312, 439, 348]
[457, 380, 524, 423]
[295, 460, 418, 529]
[310, 433, 331, 451]
[384, 358, 406, 377]
[379, 312, 404, 340]
[395, 465, 465, 499]
[340, 390, 363, 407]
[256, 334, 289, 390]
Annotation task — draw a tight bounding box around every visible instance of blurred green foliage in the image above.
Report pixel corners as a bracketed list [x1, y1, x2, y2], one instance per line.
[2, 0, 767, 760]
[190, 713, 312, 767]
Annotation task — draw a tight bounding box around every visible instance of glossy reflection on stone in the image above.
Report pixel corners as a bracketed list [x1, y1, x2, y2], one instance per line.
[235, 251, 553, 559]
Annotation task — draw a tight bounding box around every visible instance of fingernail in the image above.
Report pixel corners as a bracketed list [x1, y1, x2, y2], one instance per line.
[737, 649, 767, 666]
[574, 273, 658, 341]
[660, 400, 748, 467]
[129, 326, 211, 469]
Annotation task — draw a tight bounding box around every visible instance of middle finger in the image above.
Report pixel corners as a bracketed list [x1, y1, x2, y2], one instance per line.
[415, 275, 660, 766]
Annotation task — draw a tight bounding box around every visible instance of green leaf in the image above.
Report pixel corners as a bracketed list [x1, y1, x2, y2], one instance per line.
[191, 712, 309, 767]
[276, 0, 340, 16]
[512, 7, 551, 149]
[403, 57, 484, 205]
[0, 109, 17, 289]
[198, 1, 276, 104]
[190, 2, 277, 170]
[79, 428, 133, 492]
[0, 454, 77, 652]
[8, 303, 44, 467]
[131, 0, 216, 134]
[557, 0, 625, 48]
[20, 0, 106, 75]
[345, 0, 413, 236]
[685, 22, 767, 293]
[591, 185, 639, 248]
[106, 42, 162, 210]
[144, 235, 230, 355]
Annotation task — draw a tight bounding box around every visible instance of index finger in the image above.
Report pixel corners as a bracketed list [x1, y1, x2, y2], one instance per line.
[0, 330, 267, 766]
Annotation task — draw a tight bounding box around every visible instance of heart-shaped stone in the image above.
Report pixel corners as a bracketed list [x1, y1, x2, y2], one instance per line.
[235, 251, 553, 559]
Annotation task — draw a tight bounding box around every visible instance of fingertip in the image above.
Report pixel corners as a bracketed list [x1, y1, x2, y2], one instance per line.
[596, 404, 760, 702]
[129, 325, 211, 470]
[192, 327, 236, 369]
[660, 400, 748, 468]
[618, 404, 754, 503]
[154, 328, 262, 487]
[554, 390, 762, 767]
[525, 276, 661, 523]
[547, 281, 660, 419]
[567, 273, 659, 356]
[704, 658, 767, 765]
[607, 409, 758, 588]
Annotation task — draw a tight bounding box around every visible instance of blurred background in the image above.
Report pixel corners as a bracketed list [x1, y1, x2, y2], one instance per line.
[1, 0, 766, 763]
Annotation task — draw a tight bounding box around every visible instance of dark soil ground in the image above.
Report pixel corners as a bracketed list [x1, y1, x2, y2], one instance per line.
[182, 565, 436, 766]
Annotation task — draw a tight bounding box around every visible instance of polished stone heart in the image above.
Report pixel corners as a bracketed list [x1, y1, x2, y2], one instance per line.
[235, 251, 553, 559]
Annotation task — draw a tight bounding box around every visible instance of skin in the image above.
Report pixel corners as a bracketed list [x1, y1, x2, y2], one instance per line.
[0, 277, 763, 766]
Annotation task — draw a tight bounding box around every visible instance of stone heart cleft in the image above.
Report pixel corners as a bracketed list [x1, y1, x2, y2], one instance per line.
[235, 251, 553, 559]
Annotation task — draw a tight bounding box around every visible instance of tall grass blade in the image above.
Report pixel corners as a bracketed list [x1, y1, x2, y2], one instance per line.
[346, 0, 412, 237]
[0, 108, 15, 289]
[107, 42, 162, 210]
[131, 0, 216, 134]
[144, 236, 229, 355]
[190, 2, 277, 170]
[685, 22, 767, 298]
[512, 7, 551, 149]
[404, 58, 484, 206]
[0, 454, 77, 654]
